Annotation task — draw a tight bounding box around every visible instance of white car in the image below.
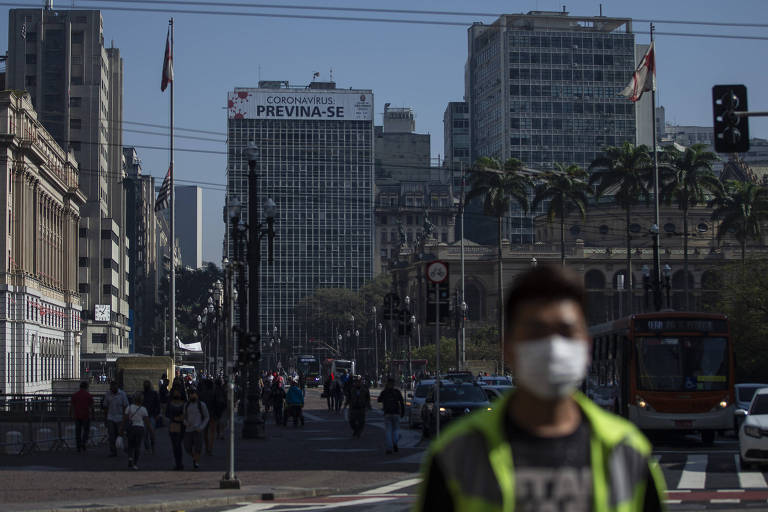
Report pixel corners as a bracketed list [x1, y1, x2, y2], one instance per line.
[735, 383, 768, 432]
[478, 376, 513, 387]
[407, 380, 435, 428]
[738, 387, 768, 469]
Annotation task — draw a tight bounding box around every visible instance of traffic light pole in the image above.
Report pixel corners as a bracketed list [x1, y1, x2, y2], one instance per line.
[435, 281, 440, 438]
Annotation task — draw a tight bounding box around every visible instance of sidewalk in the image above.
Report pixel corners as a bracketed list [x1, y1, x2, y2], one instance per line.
[0, 388, 425, 512]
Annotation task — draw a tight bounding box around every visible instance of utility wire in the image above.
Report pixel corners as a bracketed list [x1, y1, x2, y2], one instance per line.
[123, 128, 225, 143]
[3, 2, 767, 40]
[75, 0, 768, 29]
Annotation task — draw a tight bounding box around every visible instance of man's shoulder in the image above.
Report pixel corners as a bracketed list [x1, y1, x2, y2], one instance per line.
[577, 395, 651, 451]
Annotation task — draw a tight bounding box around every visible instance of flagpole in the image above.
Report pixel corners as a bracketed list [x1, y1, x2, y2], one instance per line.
[169, 17, 176, 364]
[650, 22, 662, 311]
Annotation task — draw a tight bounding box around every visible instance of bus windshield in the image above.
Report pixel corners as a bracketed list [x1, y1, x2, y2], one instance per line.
[636, 337, 729, 392]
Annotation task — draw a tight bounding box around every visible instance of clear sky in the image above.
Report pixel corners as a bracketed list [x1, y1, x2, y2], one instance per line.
[2, 0, 766, 264]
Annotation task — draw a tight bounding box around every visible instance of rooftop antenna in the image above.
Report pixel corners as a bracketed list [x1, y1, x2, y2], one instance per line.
[599, 3, 603, 16]
[329, 67, 333, 82]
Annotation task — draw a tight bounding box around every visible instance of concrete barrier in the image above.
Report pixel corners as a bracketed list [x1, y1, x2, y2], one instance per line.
[3, 430, 22, 454]
[36, 427, 56, 451]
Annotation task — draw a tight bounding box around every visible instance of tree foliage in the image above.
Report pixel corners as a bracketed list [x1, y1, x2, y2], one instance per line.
[716, 260, 768, 381]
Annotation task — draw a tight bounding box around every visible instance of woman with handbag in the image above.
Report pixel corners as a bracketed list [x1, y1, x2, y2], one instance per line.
[165, 386, 186, 470]
[123, 391, 152, 470]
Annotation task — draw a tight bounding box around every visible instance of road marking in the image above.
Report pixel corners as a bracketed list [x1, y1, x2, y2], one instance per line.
[711, 498, 741, 504]
[228, 496, 400, 511]
[735, 454, 768, 488]
[360, 477, 422, 495]
[677, 454, 707, 489]
[664, 500, 682, 504]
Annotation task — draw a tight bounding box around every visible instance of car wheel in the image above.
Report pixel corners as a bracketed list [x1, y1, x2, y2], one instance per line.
[702, 431, 715, 445]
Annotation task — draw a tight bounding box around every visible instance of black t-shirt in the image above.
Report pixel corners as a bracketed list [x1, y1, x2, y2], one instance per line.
[420, 409, 661, 512]
[506, 412, 592, 512]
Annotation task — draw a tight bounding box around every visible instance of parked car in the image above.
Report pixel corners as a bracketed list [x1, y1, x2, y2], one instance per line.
[421, 382, 490, 438]
[735, 383, 768, 432]
[478, 376, 513, 387]
[441, 371, 475, 384]
[483, 385, 514, 402]
[737, 387, 768, 469]
[407, 379, 435, 428]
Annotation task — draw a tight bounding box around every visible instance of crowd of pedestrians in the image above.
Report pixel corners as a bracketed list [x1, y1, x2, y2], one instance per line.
[70, 370, 228, 471]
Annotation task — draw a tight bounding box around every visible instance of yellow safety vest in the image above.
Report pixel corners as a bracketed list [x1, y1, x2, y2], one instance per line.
[417, 392, 666, 512]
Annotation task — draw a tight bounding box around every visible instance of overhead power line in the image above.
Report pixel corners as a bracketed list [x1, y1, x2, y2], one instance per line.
[75, 0, 768, 30]
[2, 2, 767, 40]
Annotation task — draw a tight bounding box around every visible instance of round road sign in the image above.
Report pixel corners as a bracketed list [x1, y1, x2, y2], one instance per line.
[426, 260, 448, 284]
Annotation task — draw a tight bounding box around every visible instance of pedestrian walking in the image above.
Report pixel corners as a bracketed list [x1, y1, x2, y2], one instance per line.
[142, 380, 160, 453]
[347, 375, 370, 438]
[102, 381, 129, 457]
[69, 381, 94, 452]
[182, 387, 209, 469]
[123, 391, 152, 470]
[271, 379, 286, 425]
[284, 379, 305, 427]
[322, 377, 332, 411]
[208, 378, 227, 449]
[332, 376, 344, 412]
[165, 387, 186, 470]
[377, 377, 405, 454]
[416, 265, 665, 511]
[262, 379, 273, 413]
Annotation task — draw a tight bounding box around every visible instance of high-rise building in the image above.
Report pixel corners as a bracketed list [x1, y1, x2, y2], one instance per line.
[124, 147, 159, 355]
[465, 11, 641, 243]
[0, 91, 86, 393]
[374, 105, 430, 180]
[7, 8, 131, 377]
[174, 186, 203, 269]
[226, 81, 374, 353]
[443, 101, 471, 171]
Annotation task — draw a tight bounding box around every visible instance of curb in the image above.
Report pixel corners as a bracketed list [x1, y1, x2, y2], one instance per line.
[8, 486, 340, 512]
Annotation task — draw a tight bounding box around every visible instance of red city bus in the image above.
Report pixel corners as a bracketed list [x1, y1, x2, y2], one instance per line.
[588, 312, 734, 443]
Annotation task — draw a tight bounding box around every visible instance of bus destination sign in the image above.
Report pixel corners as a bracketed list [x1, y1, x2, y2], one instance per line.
[635, 318, 727, 333]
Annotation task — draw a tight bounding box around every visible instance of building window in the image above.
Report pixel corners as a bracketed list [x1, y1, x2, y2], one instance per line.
[78, 283, 89, 293]
[79, 227, 87, 238]
[70, 141, 81, 151]
[78, 257, 88, 267]
[71, 76, 83, 85]
[70, 96, 82, 108]
[71, 31, 84, 44]
[101, 230, 112, 240]
[25, 75, 36, 87]
[70, 118, 81, 130]
[25, 53, 36, 65]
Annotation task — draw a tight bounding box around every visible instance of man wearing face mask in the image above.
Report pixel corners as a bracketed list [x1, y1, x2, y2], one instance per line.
[417, 265, 665, 512]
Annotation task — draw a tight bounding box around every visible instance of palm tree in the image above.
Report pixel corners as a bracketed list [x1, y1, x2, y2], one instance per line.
[467, 157, 530, 374]
[711, 181, 768, 262]
[589, 142, 652, 314]
[659, 143, 721, 309]
[532, 163, 590, 266]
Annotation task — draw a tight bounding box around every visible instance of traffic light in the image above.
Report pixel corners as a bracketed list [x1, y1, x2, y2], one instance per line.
[383, 293, 400, 321]
[427, 281, 451, 325]
[713, 84, 749, 153]
[397, 308, 412, 336]
[237, 332, 260, 367]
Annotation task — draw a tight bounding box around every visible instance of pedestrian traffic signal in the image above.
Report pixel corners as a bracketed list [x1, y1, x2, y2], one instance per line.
[713, 84, 749, 153]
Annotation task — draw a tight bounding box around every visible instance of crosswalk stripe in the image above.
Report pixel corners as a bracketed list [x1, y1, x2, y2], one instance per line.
[677, 454, 707, 489]
[735, 454, 768, 488]
[361, 477, 423, 495]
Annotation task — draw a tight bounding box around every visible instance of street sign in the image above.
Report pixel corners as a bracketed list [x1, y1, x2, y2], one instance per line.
[426, 260, 449, 284]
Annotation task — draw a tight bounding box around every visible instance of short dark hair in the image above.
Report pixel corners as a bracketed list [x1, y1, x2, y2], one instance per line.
[79, 381, 88, 389]
[505, 265, 587, 326]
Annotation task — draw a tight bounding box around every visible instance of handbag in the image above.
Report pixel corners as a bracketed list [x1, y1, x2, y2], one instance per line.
[115, 434, 126, 451]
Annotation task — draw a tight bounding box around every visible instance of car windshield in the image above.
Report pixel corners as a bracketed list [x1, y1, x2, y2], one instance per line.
[438, 385, 487, 402]
[415, 385, 430, 398]
[750, 395, 768, 415]
[738, 385, 767, 403]
[636, 337, 729, 392]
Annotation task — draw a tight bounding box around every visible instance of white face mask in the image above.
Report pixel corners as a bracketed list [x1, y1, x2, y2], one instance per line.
[513, 335, 589, 400]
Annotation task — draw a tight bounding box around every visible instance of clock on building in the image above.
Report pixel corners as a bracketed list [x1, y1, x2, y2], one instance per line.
[94, 304, 111, 322]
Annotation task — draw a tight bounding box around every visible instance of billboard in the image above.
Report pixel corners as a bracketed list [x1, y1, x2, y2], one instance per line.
[228, 89, 373, 121]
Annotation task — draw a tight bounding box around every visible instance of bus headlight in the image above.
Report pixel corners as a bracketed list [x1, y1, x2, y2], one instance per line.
[719, 400, 728, 409]
[637, 398, 647, 409]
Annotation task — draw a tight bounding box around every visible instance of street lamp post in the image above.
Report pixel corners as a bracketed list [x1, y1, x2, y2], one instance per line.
[408, 315, 415, 389]
[641, 224, 667, 312]
[663, 264, 672, 308]
[242, 142, 276, 440]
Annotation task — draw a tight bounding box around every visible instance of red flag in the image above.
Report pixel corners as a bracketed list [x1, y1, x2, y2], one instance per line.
[161, 28, 173, 92]
[620, 41, 655, 102]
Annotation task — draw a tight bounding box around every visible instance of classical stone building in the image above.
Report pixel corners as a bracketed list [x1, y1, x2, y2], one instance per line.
[0, 91, 86, 393]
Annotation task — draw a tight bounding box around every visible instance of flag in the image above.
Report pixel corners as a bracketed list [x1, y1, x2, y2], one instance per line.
[161, 28, 173, 92]
[620, 41, 655, 102]
[155, 166, 171, 212]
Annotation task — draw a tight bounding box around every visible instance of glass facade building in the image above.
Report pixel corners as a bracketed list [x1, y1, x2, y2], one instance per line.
[466, 12, 639, 243]
[226, 84, 374, 353]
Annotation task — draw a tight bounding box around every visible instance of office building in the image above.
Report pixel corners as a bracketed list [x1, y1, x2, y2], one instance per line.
[0, 91, 86, 393]
[374, 105, 430, 180]
[443, 101, 471, 171]
[124, 147, 159, 355]
[226, 81, 374, 353]
[7, 7, 131, 377]
[175, 186, 203, 269]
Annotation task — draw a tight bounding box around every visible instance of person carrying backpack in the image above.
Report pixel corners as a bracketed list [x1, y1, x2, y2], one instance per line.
[284, 379, 305, 427]
[182, 387, 209, 469]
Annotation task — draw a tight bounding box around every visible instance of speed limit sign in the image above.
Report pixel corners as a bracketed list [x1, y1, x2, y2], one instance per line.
[426, 260, 449, 284]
